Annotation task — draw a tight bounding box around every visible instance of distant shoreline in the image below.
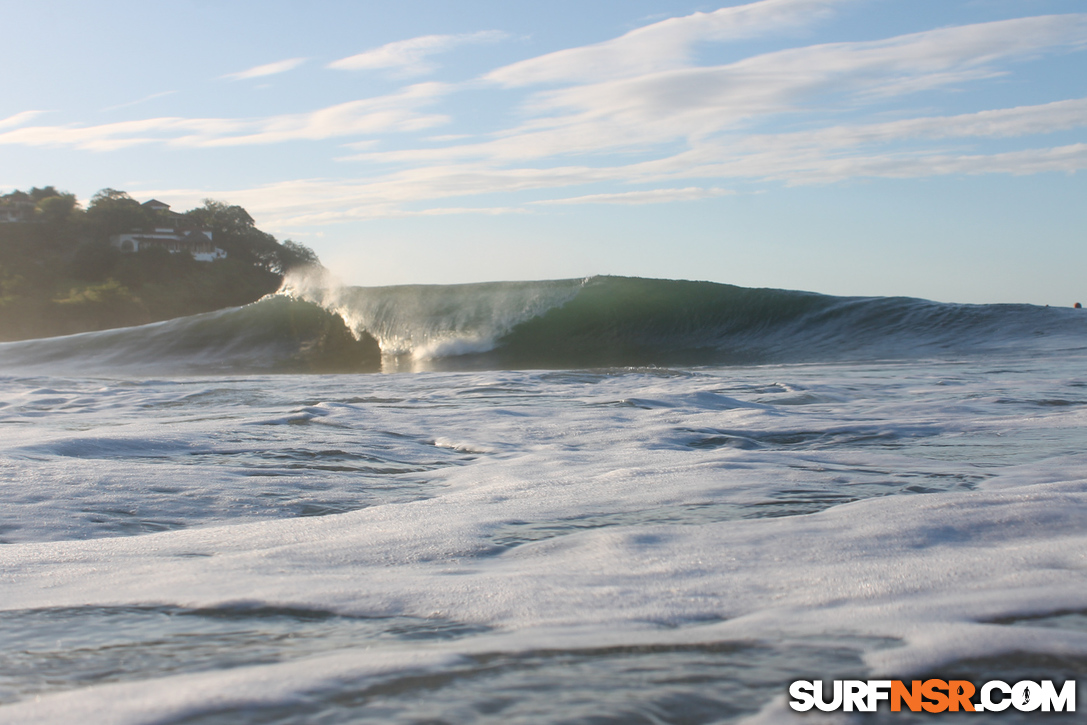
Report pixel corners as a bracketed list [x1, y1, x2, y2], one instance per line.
[0, 187, 318, 342]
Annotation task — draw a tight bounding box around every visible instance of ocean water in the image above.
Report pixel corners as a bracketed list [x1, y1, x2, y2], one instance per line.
[2, 276, 1087, 724]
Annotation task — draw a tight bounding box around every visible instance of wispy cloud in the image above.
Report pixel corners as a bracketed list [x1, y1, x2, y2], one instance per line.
[487, 0, 855, 87]
[625, 98, 1087, 185]
[131, 165, 622, 226]
[0, 110, 42, 130]
[129, 127, 1087, 228]
[531, 187, 733, 205]
[222, 57, 307, 81]
[730, 143, 1087, 184]
[101, 91, 177, 113]
[781, 98, 1087, 145]
[0, 84, 451, 151]
[202, 92, 1087, 225]
[357, 14, 1087, 168]
[329, 31, 509, 76]
[132, 132, 1087, 228]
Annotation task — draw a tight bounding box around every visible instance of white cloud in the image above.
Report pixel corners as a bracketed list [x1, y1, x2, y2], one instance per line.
[133, 131, 1087, 228]
[222, 57, 307, 81]
[697, 95, 1084, 151]
[329, 31, 509, 76]
[132, 164, 624, 226]
[532, 187, 733, 205]
[101, 91, 177, 113]
[0, 117, 190, 151]
[526, 15, 1087, 148]
[0, 110, 42, 130]
[215, 99, 1087, 223]
[786, 98, 1087, 146]
[628, 98, 1087, 184]
[353, 14, 1087, 169]
[768, 143, 1087, 183]
[0, 84, 451, 151]
[487, 0, 854, 87]
[123, 100, 1087, 226]
[187, 89, 450, 147]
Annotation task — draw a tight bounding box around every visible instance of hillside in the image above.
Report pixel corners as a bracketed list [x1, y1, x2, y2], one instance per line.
[0, 187, 324, 342]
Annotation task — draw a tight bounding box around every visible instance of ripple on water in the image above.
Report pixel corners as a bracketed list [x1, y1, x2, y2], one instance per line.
[487, 469, 983, 551]
[0, 605, 489, 706]
[174, 637, 896, 725]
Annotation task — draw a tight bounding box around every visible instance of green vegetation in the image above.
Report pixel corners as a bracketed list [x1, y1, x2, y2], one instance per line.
[0, 186, 320, 341]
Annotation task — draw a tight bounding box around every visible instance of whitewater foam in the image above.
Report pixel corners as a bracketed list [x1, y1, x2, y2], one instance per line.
[2, 280, 1086, 722]
[282, 268, 584, 361]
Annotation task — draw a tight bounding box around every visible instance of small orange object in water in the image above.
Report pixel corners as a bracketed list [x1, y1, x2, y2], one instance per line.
[1076, 302, 1083, 309]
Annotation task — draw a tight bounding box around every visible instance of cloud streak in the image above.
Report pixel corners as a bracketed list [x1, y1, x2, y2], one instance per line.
[329, 31, 508, 76]
[487, 0, 854, 87]
[531, 187, 733, 205]
[101, 91, 177, 113]
[0, 84, 451, 151]
[200, 98, 1087, 225]
[222, 57, 307, 81]
[0, 111, 42, 131]
[356, 14, 1087, 168]
[629, 98, 1087, 185]
[135, 132, 1087, 229]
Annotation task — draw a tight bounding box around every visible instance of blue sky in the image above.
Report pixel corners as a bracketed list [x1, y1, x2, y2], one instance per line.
[2, 0, 1085, 304]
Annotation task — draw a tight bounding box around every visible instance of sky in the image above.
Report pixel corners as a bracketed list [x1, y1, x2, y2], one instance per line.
[2, 0, 1085, 305]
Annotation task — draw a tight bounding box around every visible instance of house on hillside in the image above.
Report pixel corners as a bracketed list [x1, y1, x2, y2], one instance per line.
[109, 200, 227, 262]
[0, 198, 36, 223]
[142, 199, 172, 214]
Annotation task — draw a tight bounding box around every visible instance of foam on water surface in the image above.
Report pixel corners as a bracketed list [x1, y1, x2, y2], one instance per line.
[2, 354, 1087, 722]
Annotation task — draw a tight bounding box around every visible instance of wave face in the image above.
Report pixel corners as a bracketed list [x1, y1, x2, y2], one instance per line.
[2, 276, 1085, 375]
[489, 277, 1087, 368]
[0, 295, 380, 375]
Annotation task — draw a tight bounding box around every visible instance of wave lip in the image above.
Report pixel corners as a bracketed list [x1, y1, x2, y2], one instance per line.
[282, 270, 585, 364]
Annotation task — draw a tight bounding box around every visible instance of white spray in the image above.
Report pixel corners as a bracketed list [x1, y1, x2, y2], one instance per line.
[280, 267, 585, 365]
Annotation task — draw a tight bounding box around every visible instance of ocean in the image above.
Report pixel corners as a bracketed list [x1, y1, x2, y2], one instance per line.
[2, 275, 1086, 723]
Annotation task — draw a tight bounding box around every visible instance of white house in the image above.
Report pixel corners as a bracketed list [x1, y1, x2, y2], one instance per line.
[0, 199, 36, 223]
[111, 229, 227, 261]
[109, 200, 227, 262]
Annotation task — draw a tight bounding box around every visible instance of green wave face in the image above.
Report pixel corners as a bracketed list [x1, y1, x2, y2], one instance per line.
[2, 277, 1084, 375]
[0, 296, 381, 375]
[493, 277, 834, 367]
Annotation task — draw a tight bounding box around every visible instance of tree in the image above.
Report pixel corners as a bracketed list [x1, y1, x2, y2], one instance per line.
[29, 186, 61, 203]
[85, 189, 154, 238]
[277, 240, 321, 273]
[185, 199, 255, 236]
[37, 193, 78, 225]
[184, 200, 320, 274]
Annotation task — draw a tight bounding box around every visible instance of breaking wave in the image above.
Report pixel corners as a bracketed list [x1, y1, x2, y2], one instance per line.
[2, 275, 1084, 375]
